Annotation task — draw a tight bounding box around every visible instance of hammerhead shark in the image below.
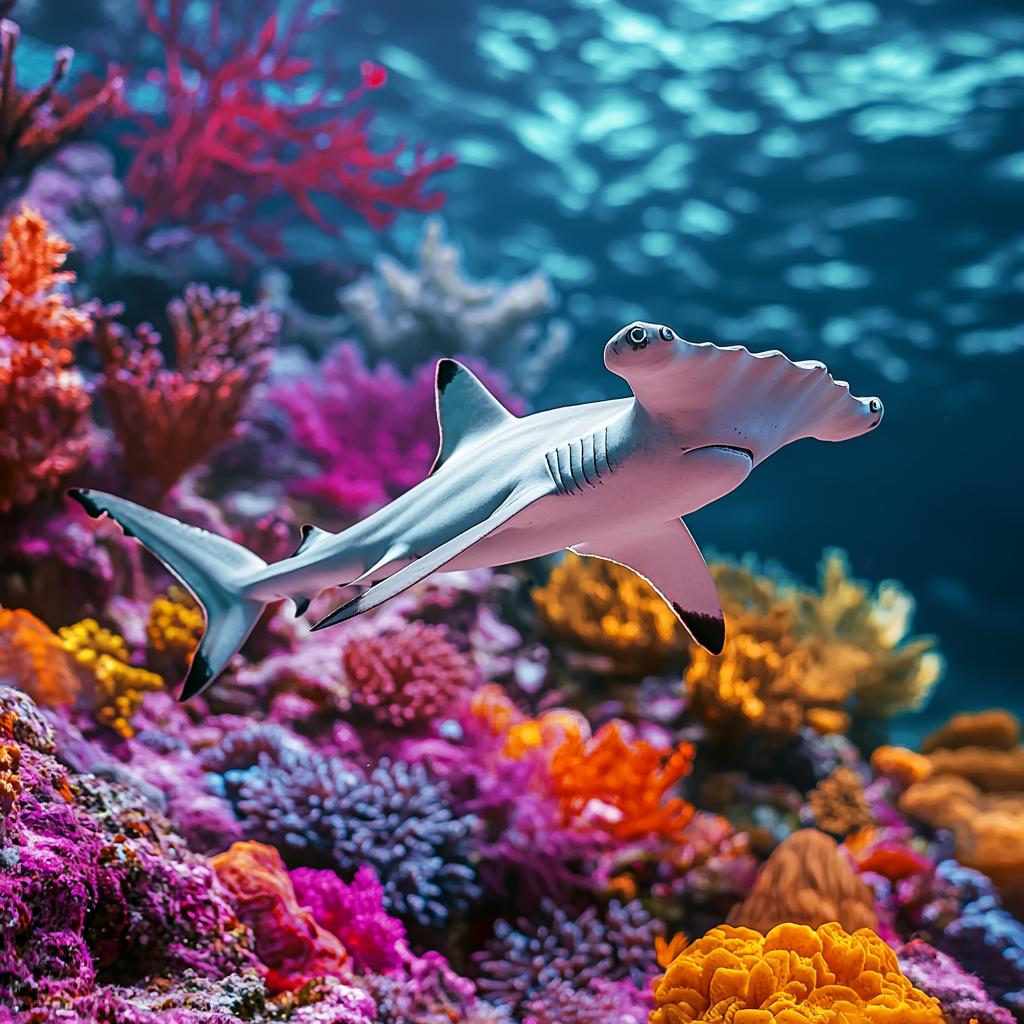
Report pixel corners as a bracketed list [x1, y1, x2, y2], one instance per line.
[70, 321, 883, 700]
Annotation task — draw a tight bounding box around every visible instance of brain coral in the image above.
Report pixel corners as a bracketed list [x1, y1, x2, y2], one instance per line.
[650, 922, 944, 1024]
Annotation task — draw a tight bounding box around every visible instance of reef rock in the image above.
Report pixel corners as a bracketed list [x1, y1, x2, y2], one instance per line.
[726, 828, 878, 934]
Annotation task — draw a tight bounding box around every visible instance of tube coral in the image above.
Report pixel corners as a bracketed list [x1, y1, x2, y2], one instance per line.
[124, 0, 454, 264]
[88, 283, 279, 501]
[650, 922, 944, 1024]
[0, 209, 98, 511]
[343, 622, 475, 727]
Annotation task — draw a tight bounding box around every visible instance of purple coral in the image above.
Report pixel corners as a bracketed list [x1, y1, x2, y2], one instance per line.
[344, 622, 476, 727]
[291, 865, 405, 973]
[521, 978, 651, 1024]
[269, 341, 522, 517]
[474, 897, 663, 1017]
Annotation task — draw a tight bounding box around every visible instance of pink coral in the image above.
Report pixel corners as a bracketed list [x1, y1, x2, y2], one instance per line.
[291, 865, 405, 973]
[124, 0, 454, 264]
[344, 621, 475, 727]
[270, 341, 523, 517]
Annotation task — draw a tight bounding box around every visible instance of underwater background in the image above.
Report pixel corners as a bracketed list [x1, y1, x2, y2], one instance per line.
[0, 0, 1022, 1020]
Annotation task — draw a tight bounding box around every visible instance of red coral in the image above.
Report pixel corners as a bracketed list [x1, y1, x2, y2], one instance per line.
[123, 0, 455, 264]
[343, 622, 475, 728]
[0, 209, 97, 511]
[0, 20, 124, 201]
[210, 840, 349, 993]
[88, 283, 278, 502]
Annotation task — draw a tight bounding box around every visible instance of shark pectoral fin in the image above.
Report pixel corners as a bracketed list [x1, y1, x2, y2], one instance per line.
[311, 482, 552, 631]
[429, 359, 517, 475]
[572, 518, 724, 655]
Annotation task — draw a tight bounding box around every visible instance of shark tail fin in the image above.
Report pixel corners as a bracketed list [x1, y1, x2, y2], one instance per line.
[68, 488, 268, 702]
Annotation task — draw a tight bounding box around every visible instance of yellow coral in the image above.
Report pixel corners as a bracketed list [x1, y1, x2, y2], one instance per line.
[533, 552, 689, 672]
[59, 618, 163, 738]
[147, 585, 205, 660]
[0, 607, 80, 706]
[650, 922, 943, 1024]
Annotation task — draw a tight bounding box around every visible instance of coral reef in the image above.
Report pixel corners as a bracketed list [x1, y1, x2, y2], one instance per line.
[806, 766, 874, 839]
[344, 621, 475, 727]
[0, 209, 98, 511]
[0, 20, 123, 202]
[341, 219, 570, 394]
[534, 552, 690, 674]
[474, 897, 662, 1015]
[124, 0, 453, 264]
[210, 841, 349, 993]
[268, 340, 522, 519]
[725, 829, 878, 934]
[650, 922, 944, 1024]
[88, 283, 279, 501]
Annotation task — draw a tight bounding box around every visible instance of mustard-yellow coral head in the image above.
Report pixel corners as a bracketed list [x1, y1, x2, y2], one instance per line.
[651, 921, 943, 1024]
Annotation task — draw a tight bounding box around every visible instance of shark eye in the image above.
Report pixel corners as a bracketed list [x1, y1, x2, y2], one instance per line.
[869, 399, 882, 413]
[659, 326, 675, 340]
[628, 325, 646, 344]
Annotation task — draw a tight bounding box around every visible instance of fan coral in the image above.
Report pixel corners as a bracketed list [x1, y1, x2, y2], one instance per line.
[922, 710, 1020, 753]
[0, 607, 79, 705]
[88, 283, 279, 501]
[221, 752, 481, 926]
[58, 618, 164, 737]
[340, 219, 570, 394]
[124, 0, 454, 264]
[725, 829, 878, 934]
[533, 552, 690, 674]
[344, 622, 475, 727]
[0, 208, 98, 510]
[806, 766, 875, 839]
[269, 340, 522, 518]
[290, 865, 404, 973]
[895, 940, 1014, 1024]
[210, 841, 349, 993]
[650, 922, 944, 1024]
[0, 20, 123, 201]
[474, 897, 663, 1014]
[871, 746, 934, 790]
[549, 720, 696, 845]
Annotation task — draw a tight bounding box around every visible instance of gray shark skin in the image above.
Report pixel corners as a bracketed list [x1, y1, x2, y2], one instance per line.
[69, 321, 883, 701]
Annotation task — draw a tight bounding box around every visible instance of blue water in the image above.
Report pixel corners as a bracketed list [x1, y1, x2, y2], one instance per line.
[29, 0, 1024, 735]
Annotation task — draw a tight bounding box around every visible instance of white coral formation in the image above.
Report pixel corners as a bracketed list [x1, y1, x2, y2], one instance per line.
[340, 218, 571, 394]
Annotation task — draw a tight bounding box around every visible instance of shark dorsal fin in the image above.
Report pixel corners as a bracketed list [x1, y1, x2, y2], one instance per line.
[430, 359, 516, 475]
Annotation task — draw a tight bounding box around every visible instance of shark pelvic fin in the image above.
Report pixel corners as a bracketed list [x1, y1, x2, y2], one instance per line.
[290, 595, 311, 617]
[351, 542, 410, 585]
[572, 518, 725, 655]
[312, 480, 553, 630]
[429, 359, 517, 475]
[291, 524, 329, 558]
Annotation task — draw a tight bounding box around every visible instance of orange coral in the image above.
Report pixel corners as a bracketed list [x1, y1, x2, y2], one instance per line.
[0, 607, 80, 705]
[549, 720, 695, 844]
[0, 210, 97, 510]
[921, 709, 1020, 753]
[650, 922, 944, 1024]
[806, 767, 874, 839]
[0, 741, 22, 814]
[871, 746, 934, 789]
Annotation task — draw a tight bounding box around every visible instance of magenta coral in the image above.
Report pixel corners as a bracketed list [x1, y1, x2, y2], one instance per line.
[123, 0, 455, 264]
[270, 341, 523, 517]
[344, 621, 476, 727]
[291, 865, 405, 973]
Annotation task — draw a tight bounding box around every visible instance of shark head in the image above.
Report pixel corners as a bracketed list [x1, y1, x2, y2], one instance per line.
[604, 321, 681, 378]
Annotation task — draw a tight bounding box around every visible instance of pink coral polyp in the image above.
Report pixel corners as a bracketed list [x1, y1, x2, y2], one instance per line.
[343, 621, 475, 727]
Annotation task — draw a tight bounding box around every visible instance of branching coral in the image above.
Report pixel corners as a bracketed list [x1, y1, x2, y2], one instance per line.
[806, 766, 875, 839]
[650, 922, 944, 1024]
[269, 340, 522, 518]
[88, 283, 279, 501]
[0, 20, 124, 201]
[343, 622, 475, 727]
[685, 551, 943, 748]
[124, 0, 454, 264]
[210, 841, 349, 993]
[340, 219, 570, 394]
[726, 829, 878, 934]
[0, 209, 98, 511]
[549, 720, 695, 845]
[534, 552, 690, 674]
[474, 897, 663, 1015]
[0, 606, 80, 705]
[59, 618, 164, 737]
